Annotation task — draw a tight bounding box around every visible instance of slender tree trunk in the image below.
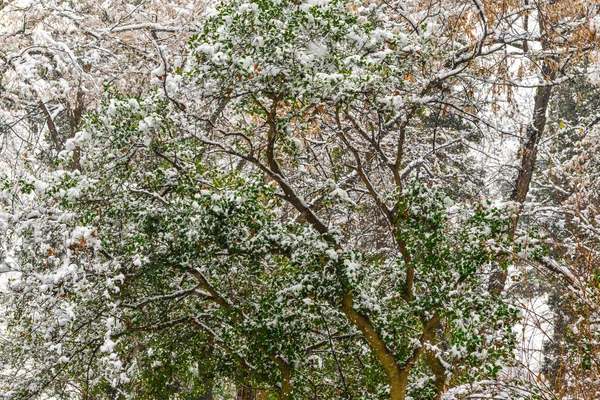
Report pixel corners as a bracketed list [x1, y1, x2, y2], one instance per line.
[280, 366, 291, 400]
[489, 63, 554, 295]
[268, 356, 292, 400]
[425, 351, 446, 399]
[340, 294, 408, 400]
[511, 85, 553, 205]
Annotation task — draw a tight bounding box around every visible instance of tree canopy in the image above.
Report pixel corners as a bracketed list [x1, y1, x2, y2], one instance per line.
[1, 0, 600, 399]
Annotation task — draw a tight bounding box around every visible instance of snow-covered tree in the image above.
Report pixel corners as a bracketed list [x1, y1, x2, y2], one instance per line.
[1, 0, 600, 399]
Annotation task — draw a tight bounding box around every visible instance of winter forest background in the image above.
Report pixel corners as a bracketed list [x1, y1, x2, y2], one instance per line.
[1, 0, 600, 399]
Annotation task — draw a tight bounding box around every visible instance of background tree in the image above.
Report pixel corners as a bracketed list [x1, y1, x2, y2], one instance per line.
[0, 0, 205, 170]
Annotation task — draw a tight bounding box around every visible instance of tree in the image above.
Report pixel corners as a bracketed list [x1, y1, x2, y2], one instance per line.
[1, 0, 599, 399]
[534, 75, 600, 399]
[0, 0, 204, 171]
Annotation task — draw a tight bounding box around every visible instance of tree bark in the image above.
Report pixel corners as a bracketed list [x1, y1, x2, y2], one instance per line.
[489, 63, 554, 295]
[511, 84, 553, 205]
[340, 294, 407, 400]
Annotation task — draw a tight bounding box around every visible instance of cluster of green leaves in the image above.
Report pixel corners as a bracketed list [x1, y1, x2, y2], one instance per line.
[348, 183, 523, 397]
[188, 0, 425, 108]
[1, 84, 529, 399]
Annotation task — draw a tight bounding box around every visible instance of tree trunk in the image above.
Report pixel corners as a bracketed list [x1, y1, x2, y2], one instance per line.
[280, 367, 291, 400]
[511, 84, 553, 205]
[340, 294, 408, 400]
[489, 63, 554, 295]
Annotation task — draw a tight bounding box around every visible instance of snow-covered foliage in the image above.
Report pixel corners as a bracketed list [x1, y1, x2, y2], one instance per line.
[1, 0, 600, 399]
[0, 92, 529, 399]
